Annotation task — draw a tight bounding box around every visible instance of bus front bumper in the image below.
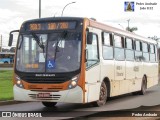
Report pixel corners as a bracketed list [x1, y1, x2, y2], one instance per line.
[13, 85, 83, 103]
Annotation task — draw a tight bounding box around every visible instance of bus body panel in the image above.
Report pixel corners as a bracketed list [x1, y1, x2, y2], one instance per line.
[146, 63, 158, 88]
[101, 60, 115, 96]
[125, 61, 136, 93]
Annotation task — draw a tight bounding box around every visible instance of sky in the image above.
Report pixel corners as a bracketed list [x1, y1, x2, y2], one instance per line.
[0, 0, 160, 48]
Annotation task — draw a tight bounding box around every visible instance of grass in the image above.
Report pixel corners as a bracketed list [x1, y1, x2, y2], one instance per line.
[0, 70, 13, 101]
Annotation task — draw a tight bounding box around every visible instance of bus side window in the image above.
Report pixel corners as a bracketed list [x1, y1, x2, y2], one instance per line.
[125, 38, 134, 61]
[142, 42, 149, 62]
[135, 40, 143, 61]
[102, 32, 113, 60]
[114, 34, 125, 61]
[86, 33, 99, 68]
[150, 44, 156, 62]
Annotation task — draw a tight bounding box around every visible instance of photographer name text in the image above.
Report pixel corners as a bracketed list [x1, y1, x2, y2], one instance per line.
[136, 2, 157, 10]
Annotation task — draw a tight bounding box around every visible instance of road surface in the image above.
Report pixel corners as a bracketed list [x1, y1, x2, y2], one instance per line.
[0, 67, 13, 70]
[0, 85, 160, 119]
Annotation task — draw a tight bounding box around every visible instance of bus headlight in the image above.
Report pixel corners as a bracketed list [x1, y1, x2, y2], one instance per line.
[15, 76, 24, 88]
[68, 75, 79, 89]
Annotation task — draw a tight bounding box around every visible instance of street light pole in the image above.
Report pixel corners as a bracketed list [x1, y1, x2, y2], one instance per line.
[127, 19, 130, 31]
[39, 0, 41, 18]
[61, 2, 76, 17]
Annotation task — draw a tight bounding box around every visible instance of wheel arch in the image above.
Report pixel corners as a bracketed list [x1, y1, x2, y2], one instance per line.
[143, 74, 147, 86]
[103, 77, 111, 98]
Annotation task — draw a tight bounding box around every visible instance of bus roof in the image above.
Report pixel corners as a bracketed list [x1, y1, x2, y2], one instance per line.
[86, 18, 157, 44]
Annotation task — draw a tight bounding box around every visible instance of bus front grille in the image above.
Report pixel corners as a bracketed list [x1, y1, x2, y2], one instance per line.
[22, 76, 69, 84]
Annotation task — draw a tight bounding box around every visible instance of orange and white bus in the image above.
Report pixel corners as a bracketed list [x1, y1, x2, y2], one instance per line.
[9, 17, 158, 107]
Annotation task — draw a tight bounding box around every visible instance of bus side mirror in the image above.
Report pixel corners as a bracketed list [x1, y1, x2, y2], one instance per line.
[87, 32, 93, 44]
[8, 34, 13, 47]
[8, 30, 20, 47]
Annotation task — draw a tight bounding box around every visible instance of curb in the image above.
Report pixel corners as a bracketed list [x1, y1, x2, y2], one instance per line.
[0, 100, 28, 106]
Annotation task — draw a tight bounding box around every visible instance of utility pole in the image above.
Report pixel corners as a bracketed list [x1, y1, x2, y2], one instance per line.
[0, 35, 2, 52]
[39, 0, 41, 18]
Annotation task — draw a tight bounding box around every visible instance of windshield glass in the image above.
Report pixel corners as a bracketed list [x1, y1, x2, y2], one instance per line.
[16, 32, 81, 73]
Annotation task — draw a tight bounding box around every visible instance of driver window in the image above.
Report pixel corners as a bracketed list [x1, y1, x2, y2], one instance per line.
[86, 33, 99, 68]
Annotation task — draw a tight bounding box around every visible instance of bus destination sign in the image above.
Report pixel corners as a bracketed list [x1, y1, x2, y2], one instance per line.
[26, 21, 77, 31]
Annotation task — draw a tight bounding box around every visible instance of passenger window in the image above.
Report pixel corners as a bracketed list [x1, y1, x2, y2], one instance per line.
[114, 35, 125, 60]
[142, 42, 149, 62]
[142, 42, 148, 52]
[135, 40, 143, 61]
[102, 32, 113, 60]
[135, 41, 141, 51]
[125, 38, 134, 61]
[150, 44, 155, 53]
[150, 44, 156, 62]
[125, 38, 133, 49]
[102, 32, 112, 46]
[114, 35, 124, 48]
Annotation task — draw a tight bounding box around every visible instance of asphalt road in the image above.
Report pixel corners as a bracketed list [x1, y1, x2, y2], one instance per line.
[0, 85, 160, 120]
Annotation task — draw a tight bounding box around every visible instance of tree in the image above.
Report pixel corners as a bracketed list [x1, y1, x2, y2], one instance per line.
[148, 36, 160, 41]
[126, 27, 138, 33]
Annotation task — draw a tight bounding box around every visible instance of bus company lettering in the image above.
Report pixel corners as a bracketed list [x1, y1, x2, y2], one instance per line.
[116, 72, 123, 76]
[116, 66, 122, 70]
[116, 66, 123, 76]
[35, 74, 55, 77]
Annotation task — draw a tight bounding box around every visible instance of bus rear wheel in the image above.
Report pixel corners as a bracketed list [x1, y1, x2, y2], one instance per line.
[42, 102, 57, 107]
[93, 81, 107, 107]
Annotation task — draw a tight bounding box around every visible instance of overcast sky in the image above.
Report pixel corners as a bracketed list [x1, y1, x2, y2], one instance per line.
[0, 0, 160, 48]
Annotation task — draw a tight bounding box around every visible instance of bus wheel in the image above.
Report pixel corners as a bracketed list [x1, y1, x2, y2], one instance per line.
[138, 76, 147, 95]
[4, 61, 8, 64]
[42, 102, 57, 107]
[93, 81, 107, 107]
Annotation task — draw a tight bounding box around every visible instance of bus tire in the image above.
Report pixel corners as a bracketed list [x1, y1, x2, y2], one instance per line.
[138, 76, 147, 95]
[93, 81, 107, 107]
[42, 102, 57, 107]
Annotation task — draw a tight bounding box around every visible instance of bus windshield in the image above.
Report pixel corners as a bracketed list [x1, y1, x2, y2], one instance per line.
[16, 32, 82, 73]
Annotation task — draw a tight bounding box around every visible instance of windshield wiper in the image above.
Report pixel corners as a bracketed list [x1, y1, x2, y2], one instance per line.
[54, 31, 68, 61]
[31, 33, 44, 50]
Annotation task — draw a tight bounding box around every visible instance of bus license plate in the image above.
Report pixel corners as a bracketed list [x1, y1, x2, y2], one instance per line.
[37, 93, 50, 98]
